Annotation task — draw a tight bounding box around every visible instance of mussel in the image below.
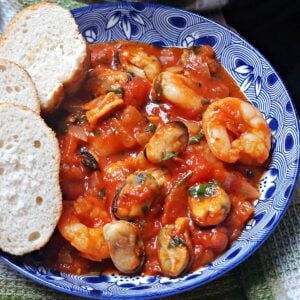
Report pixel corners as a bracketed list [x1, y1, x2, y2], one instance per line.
[112, 171, 160, 220]
[103, 220, 145, 274]
[157, 217, 193, 277]
[188, 181, 231, 227]
[144, 121, 189, 164]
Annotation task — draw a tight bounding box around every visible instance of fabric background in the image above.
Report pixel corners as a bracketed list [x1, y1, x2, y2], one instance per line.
[0, 1, 299, 299]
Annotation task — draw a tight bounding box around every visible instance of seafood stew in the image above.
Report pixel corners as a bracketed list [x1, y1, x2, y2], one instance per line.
[45, 40, 271, 277]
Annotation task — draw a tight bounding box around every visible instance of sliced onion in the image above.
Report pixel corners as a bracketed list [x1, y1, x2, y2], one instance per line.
[68, 125, 88, 142]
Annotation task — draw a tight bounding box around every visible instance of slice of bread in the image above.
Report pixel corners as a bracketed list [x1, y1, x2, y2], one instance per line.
[0, 103, 62, 255]
[0, 3, 89, 114]
[0, 58, 40, 113]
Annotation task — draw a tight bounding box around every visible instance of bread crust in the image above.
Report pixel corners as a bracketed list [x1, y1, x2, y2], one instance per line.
[64, 44, 91, 98]
[0, 103, 62, 255]
[41, 83, 65, 115]
[0, 3, 89, 114]
[0, 58, 41, 114]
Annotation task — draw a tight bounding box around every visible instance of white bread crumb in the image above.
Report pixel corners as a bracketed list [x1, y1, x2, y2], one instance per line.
[0, 58, 40, 113]
[0, 103, 62, 255]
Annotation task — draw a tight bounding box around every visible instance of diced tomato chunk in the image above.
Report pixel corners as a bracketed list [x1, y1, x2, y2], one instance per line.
[123, 77, 151, 108]
[159, 48, 182, 67]
[60, 134, 79, 163]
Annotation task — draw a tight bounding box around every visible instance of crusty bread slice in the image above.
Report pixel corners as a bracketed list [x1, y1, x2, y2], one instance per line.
[0, 3, 89, 114]
[0, 103, 62, 255]
[0, 58, 40, 113]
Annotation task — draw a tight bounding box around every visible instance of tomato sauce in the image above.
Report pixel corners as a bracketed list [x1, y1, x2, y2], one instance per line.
[44, 41, 268, 276]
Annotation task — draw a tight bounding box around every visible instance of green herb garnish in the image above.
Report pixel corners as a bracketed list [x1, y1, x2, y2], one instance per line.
[189, 131, 204, 145]
[168, 236, 186, 248]
[141, 205, 149, 215]
[146, 123, 157, 132]
[106, 87, 124, 97]
[188, 181, 217, 198]
[201, 98, 211, 105]
[162, 151, 177, 161]
[140, 220, 147, 228]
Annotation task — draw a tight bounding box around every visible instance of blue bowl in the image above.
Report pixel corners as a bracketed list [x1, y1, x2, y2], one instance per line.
[1, 2, 299, 299]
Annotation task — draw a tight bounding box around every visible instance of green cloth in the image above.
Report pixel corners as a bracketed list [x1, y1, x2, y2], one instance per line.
[0, 1, 299, 299]
[18, 0, 88, 9]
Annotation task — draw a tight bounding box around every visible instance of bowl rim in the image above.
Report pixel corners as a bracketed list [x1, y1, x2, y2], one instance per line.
[1, 2, 299, 299]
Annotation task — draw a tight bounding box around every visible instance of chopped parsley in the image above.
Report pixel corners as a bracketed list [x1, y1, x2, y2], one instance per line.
[201, 98, 211, 105]
[140, 220, 147, 228]
[189, 130, 204, 145]
[188, 181, 217, 198]
[168, 236, 186, 248]
[146, 123, 157, 133]
[106, 87, 124, 97]
[162, 151, 177, 161]
[141, 204, 149, 215]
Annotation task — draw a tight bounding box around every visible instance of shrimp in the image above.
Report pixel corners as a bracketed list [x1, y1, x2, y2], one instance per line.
[156, 72, 204, 112]
[145, 121, 189, 164]
[202, 97, 271, 165]
[57, 196, 111, 261]
[119, 46, 161, 81]
[188, 181, 231, 227]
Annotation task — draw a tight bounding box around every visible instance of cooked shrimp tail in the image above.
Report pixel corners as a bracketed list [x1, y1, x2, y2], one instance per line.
[203, 97, 271, 165]
[57, 198, 111, 261]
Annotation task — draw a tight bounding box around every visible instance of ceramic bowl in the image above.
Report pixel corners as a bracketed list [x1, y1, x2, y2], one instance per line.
[1, 2, 299, 299]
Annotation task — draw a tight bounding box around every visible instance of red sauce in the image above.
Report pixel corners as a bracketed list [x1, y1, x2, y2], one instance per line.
[44, 41, 268, 276]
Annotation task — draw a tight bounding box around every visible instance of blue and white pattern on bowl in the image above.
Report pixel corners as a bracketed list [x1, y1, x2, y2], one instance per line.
[1, 2, 299, 299]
